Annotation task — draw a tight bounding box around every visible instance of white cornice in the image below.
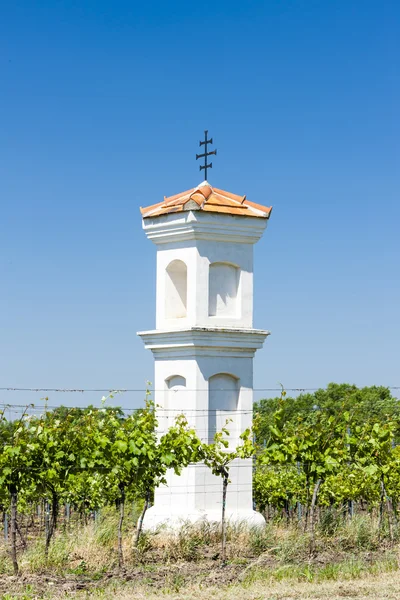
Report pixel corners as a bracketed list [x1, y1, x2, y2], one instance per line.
[137, 327, 270, 358]
[142, 211, 268, 245]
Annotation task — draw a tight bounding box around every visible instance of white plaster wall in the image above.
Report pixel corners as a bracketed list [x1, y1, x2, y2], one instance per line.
[152, 357, 204, 513]
[208, 263, 239, 318]
[153, 353, 254, 441]
[194, 240, 253, 328]
[165, 375, 187, 430]
[194, 460, 253, 514]
[197, 354, 253, 436]
[151, 353, 254, 516]
[208, 373, 239, 443]
[155, 243, 196, 329]
[153, 357, 200, 436]
[165, 261, 187, 318]
[140, 209, 268, 529]
[155, 240, 253, 330]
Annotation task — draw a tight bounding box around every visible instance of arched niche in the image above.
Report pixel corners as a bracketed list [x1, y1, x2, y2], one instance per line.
[208, 262, 239, 317]
[165, 375, 186, 429]
[166, 375, 186, 390]
[165, 260, 187, 319]
[208, 373, 239, 444]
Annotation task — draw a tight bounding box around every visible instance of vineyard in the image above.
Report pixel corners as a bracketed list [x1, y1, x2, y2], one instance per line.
[1, 382, 400, 598]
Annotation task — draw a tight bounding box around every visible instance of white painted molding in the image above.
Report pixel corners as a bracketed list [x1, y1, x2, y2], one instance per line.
[137, 326, 270, 359]
[142, 211, 268, 245]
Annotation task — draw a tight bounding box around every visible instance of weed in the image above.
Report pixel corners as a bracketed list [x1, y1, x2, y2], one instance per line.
[134, 529, 152, 558]
[163, 572, 186, 593]
[94, 509, 119, 547]
[23, 533, 72, 573]
[318, 507, 342, 536]
[334, 515, 380, 551]
[157, 522, 204, 562]
[273, 529, 310, 563]
[248, 524, 275, 554]
[68, 559, 87, 575]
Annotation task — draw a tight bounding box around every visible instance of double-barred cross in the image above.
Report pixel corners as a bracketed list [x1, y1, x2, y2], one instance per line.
[196, 130, 217, 180]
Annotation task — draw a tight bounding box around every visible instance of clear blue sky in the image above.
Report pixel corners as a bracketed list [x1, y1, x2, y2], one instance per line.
[1, 0, 399, 410]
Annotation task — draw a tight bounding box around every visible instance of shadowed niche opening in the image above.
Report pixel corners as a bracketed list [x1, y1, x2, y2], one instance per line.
[165, 375, 187, 428]
[208, 262, 239, 317]
[165, 260, 187, 319]
[208, 373, 239, 444]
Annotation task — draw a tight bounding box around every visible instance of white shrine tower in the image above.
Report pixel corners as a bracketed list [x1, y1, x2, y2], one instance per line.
[138, 181, 272, 528]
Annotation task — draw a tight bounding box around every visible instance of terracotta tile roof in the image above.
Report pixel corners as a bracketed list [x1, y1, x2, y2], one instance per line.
[140, 182, 272, 219]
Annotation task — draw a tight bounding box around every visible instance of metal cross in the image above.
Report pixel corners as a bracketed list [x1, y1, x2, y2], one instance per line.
[196, 130, 217, 180]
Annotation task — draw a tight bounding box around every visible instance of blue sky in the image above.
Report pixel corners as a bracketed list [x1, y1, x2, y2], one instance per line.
[1, 0, 399, 410]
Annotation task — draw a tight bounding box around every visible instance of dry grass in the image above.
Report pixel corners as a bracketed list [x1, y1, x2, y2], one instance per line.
[3, 569, 400, 599]
[1, 513, 399, 599]
[105, 570, 400, 599]
[0, 511, 392, 577]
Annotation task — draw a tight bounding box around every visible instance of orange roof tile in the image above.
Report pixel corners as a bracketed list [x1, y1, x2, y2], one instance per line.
[140, 182, 272, 219]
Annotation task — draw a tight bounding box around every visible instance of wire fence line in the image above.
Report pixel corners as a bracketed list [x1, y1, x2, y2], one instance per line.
[0, 387, 319, 392]
[1, 384, 398, 427]
[2, 386, 399, 393]
[0, 405, 255, 413]
[0, 384, 398, 414]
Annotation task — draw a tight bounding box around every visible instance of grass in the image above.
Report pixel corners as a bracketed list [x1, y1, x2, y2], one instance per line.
[241, 554, 398, 585]
[0, 512, 399, 599]
[3, 568, 400, 599]
[86, 570, 400, 599]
